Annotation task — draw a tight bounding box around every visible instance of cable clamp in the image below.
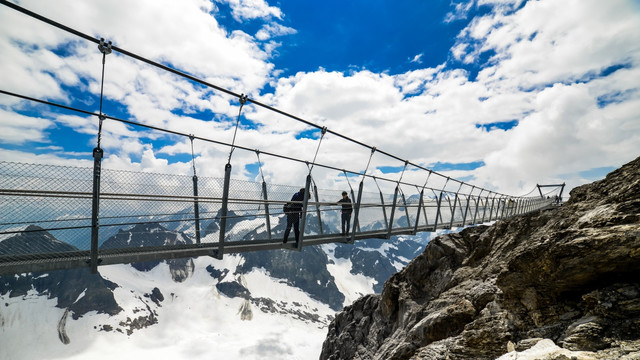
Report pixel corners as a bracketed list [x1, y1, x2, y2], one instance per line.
[189, 134, 195, 141]
[99, 114, 106, 121]
[239, 94, 248, 105]
[321, 126, 327, 135]
[98, 38, 112, 55]
[371, 147, 376, 154]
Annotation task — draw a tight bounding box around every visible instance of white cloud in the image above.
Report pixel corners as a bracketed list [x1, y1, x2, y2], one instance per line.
[444, 0, 475, 23]
[0, 109, 55, 145]
[255, 24, 297, 41]
[216, 0, 282, 21]
[410, 53, 423, 64]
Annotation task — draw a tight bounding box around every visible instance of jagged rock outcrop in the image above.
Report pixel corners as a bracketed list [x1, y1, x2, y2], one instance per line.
[321, 156, 640, 360]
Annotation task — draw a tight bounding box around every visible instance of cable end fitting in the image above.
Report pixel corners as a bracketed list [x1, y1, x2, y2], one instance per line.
[98, 38, 112, 55]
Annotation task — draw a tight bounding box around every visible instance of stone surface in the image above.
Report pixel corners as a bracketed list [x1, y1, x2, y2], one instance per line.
[320, 156, 640, 360]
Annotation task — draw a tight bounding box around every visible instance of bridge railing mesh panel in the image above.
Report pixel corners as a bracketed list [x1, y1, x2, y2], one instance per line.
[0, 162, 94, 257]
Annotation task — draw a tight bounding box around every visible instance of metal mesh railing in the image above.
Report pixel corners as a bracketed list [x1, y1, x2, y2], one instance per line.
[0, 161, 555, 274]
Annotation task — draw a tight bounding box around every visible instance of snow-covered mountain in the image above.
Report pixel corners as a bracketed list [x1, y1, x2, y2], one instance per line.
[0, 216, 432, 359]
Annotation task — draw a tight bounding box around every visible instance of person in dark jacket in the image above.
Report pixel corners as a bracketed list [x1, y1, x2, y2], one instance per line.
[338, 191, 353, 236]
[283, 188, 306, 243]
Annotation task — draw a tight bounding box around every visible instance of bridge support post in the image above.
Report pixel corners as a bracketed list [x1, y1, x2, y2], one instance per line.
[401, 190, 411, 229]
[517, 199, 523, 216]
[448, 193, 458, 229]
[433, 192, 443, 230]
[480, 194, 489, 223]
[501, 197, 509, 219]
[89, 147, 103, 274]
[192, 175, 201, 244]
[350, 181, 364, 244]
[349, 188, 361, 234]
[386, 186, 399, 239]
[217, 163, 232, 260]
[422, 196, 429, 229]
[462, 195, 471, 226]
[378, 189, 389, 232]
[472, 192, 483, 225]
[488, 195, 497, 221]
[413, 189, 424, 234]
[313, 183, 323, 235]
[262, 181, 272, 241]
[297, 175, 312, 251]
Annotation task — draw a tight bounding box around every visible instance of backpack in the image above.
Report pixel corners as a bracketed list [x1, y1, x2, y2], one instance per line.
[283, 202, 293, 213]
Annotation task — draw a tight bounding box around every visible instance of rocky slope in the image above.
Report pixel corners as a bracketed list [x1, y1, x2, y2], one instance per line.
[320, 156, 640, 360]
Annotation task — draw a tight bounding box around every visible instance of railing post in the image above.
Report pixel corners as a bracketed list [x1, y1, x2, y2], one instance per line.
[262, 181, 272, 241]
[217, 163, 231, 260]
[462, 195, 471, 226]
[89, 147, 103, 274]
[481, 193, 490, 223]
[422, 195, 430, 229]
[488, 195, 497, 222]
[349, 188, 361, 234]
[297, 174, 312, 251]
[350, 181, 364, 244]
[313, 183, 323, 235]
[448, 193, 458, 229]
[386, 186, 399, 239]
[401, 191, 411, 229]
[501, 197, 509, 219]
[192, 175, 201, 244]
[413, 189, 424, 234]
[433, 191, 443, 230]
[379, 189, 389, 232]
[472, 191, 483, 225]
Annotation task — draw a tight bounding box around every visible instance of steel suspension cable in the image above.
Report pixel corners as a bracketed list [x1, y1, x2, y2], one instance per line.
[96, 38, 111, 148]
[343, 170, 355, 194]
[308, 127, 327, 174]
[255, 150, 266, 183]
[228, 94, 248, 164]
[397, 161, 409, 185]
[189, 135, 197, 176]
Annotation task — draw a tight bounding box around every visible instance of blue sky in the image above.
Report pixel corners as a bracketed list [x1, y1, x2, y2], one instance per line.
[0, 0, 639, 196]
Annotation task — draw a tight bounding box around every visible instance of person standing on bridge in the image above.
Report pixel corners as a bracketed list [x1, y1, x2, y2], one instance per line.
[338, 191, 353, 236]
[283, 188, 306, 244]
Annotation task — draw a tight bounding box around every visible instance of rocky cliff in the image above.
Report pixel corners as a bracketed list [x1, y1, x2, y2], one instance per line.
[320, 156, 640, 360]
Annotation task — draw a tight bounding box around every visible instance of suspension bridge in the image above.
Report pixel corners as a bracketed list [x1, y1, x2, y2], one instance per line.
[0, 2, 561, 276]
